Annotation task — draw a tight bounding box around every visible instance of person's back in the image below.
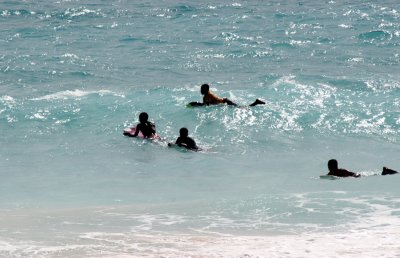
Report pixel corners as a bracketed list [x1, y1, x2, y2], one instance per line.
[203, 91, 225, 105]
[327, 159, 360, 178]
[136, 121, 155, 138]
[134, 112, 156, 138]
[202, 85, 225, 105]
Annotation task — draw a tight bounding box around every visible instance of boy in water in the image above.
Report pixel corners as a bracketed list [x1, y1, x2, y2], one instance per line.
[124, 112, 156, 138]
[168, 127, 199, 151]
[327, 159, 361, 178]
[189, 84, 265, 107]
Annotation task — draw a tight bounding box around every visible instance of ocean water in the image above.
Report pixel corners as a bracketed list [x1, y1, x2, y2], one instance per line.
[1, 0, 400, 257]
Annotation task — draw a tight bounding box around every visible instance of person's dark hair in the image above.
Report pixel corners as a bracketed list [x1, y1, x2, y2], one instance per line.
[179, 127, 188, 137]
[139, 112, 149, 123]
[201, 84, 209, 95]
[328, 159, 338, 171]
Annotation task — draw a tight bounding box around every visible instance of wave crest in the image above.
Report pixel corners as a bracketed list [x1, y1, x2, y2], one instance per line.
[31, 90, 125, 101]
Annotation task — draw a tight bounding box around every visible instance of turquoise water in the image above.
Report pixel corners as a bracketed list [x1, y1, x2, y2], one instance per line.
[1, 1, 400, 257]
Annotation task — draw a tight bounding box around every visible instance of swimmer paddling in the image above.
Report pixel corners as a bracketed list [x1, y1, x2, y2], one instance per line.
[168, 127, 200, 151]
[188, 84, 266, 107]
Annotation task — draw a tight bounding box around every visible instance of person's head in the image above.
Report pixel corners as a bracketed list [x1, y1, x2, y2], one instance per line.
[200, 84, 210, 95]
[139, 112, 149, 123]
[179, 127, 189, 137]
[328, 159, 338, 172]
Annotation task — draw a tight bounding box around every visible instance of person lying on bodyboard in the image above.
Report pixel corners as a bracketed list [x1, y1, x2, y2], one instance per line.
[187, 84, 265, 107]
[123, 112, 159, 139]
[325, 160, 398, 178]
[326, 159, 361, 178]
[168, 127, 199, 151]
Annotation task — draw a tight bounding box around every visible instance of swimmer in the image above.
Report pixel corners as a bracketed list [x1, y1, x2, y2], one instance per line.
[188, 83, 266, 107]
[124, 112, 156, 138]
[327, 159, 361, 178]
[168, 127, 199, 151]
[382, 167, 398, 175]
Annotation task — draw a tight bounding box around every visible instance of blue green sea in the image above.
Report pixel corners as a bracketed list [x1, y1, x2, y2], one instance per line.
[1, 0, 400, 257]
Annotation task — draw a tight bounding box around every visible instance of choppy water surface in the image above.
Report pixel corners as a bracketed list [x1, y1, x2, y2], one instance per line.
[1, 0, 400, 257]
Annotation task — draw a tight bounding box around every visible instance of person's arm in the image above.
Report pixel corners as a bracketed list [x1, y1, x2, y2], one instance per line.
[148, 122, 156, 135]
[168, 137, 181, 147]
[131, 124, 139, 137]
[202, 95, 209, 105]
[181, 138, 199, 151]
[176, 137, 187, 147]
[188, 101, 205, 107]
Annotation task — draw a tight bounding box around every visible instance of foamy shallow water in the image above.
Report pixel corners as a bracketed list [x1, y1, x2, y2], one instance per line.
[1, 193, 400, 257]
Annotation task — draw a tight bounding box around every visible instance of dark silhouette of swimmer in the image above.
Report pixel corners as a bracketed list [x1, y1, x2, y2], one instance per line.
[382, 167, 398, 175]
[168, 127, 199, 151]
[188, 84, 265, 107]
[124, 112, 156, 138]
[327, 159, 361, 178]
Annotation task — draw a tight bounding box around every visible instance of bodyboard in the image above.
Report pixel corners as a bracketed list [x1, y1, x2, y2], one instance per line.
[319, 175, 340, 180]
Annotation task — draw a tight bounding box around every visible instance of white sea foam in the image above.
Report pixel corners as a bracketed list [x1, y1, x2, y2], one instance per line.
[1, 224, 399, 257]
[1, 194, 399, 257]
[0, 95, 15, 104]
[339, 24, 352, 28]
[31, 89, 125, 101]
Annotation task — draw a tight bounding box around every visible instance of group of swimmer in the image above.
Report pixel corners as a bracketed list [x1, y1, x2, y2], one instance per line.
[124, 83, 266, 151]
[124, 83, 398, 178]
